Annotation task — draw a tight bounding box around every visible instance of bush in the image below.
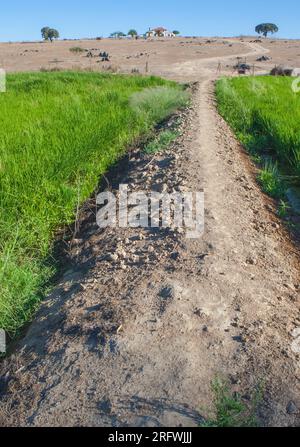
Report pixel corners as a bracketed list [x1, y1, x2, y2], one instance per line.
[69, 46, 85, 53]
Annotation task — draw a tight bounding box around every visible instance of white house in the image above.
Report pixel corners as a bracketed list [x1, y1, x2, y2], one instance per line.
[146, 27, 175, 38]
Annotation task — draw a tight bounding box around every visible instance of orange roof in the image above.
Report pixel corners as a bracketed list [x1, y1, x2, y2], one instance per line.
[152, 27, 167, 32]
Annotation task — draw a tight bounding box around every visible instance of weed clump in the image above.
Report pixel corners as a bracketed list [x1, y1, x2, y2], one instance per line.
[201, 378, 263, 428]
[144, 129, 180, 154]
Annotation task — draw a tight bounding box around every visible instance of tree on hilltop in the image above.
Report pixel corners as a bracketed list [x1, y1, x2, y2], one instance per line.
[128, 29, 138, 38]
[41, 27, 60, 42]
[255, 23, 278, 38]
[41, 27, 50, 40]
[110, 31, 126, 38]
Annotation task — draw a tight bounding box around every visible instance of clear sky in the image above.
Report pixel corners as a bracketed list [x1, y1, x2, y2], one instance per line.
[0, 0, 299, 42]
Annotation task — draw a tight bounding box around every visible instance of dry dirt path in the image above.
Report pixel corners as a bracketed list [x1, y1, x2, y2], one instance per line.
[0, 41, 300, 427]
[160, 40, 270, 81]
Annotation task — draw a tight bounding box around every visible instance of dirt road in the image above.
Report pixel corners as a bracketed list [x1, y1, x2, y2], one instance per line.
[162, 40, 271, 80]
[1, 40, 299, 427]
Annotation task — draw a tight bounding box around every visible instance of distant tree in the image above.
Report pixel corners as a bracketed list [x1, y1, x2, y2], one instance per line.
[110, 31, 126, 38]
[128, 29, 138, 38]
[41, 27, 50, 40]
[48, 29, 60, 42]
[173, 30, 180, 36]
[41, 27, 59, 42]
[255, 23, 278, 38]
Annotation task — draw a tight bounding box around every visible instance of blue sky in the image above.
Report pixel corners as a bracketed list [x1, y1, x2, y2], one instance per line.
[0, 0, 299, 42]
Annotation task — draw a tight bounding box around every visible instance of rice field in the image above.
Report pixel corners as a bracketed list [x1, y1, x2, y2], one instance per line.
[0, 71, 189, 334]
[216, 77, 300, 192]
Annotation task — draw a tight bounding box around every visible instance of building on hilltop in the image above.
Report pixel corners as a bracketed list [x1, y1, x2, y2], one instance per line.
[146, 27, 175, 38]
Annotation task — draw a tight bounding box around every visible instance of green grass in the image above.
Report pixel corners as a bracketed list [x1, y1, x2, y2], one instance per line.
[130, 86, 189, 123]
[201, 378, 262, 428]
[278, 199, 291, 218]
[258, 160, 285, 198]
[216, 77, 300, 195]
[0, 71, 189, 335]
[144, 129, 180, 154]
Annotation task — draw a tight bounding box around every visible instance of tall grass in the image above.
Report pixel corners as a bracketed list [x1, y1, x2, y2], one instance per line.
[0, 71, 189, 335]
[216, 77, 300, 186]
[130, 86, 189, 123]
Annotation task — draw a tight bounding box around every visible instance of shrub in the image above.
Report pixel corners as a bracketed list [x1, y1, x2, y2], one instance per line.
[69, 47, 85, 54]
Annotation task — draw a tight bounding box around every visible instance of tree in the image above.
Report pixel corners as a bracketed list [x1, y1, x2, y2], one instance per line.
[255, 23, 278, 38]
[128, 29, 138, 38]
[110, 31, 126, 38]
[173, 30, 180, 36]
[48, 29, 60, 42]
[41, 27, 59, 42]
[41, 27, 50, 40]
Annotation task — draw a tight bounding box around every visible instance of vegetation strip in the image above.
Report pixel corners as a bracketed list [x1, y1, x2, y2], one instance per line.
[0, 71, 189, 335]
[216, 76, 300, 210]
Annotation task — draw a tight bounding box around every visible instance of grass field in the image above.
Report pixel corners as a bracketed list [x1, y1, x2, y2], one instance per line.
[0, 71, 189, 335]
[216, 77, 300, 197]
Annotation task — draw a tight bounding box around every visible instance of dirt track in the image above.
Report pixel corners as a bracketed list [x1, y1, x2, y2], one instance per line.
[0, 40, 300, 427]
